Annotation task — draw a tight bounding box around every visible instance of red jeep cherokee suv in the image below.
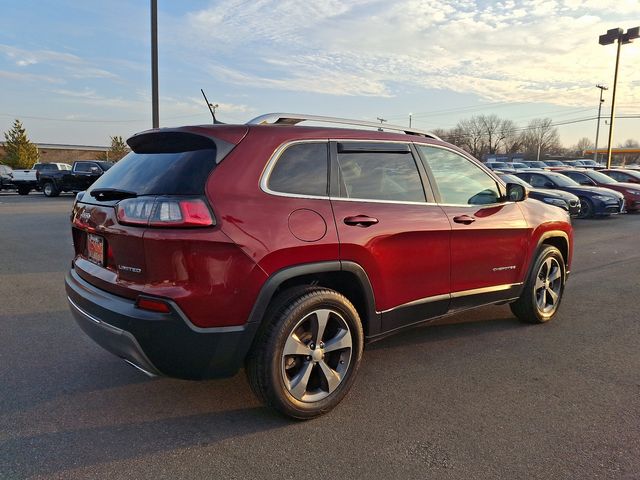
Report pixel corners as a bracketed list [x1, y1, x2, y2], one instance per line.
[66, 113, 573, 419]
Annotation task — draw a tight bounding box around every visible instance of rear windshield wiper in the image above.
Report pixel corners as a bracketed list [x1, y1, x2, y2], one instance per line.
[89, 188, 138, 201]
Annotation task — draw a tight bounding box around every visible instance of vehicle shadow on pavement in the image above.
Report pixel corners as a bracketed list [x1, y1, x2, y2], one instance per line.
[0, 405, 288, 478]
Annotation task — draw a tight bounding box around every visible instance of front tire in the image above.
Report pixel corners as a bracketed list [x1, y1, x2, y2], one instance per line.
[246, 287, 364, 419]
[510, 245, 565, 324]
[578, 197, 594, 218]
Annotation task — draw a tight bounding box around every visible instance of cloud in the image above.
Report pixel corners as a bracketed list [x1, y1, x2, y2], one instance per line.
[0, 69, 63, 84]
[175, 0, 640, 107]
[0, 44, 118, 81]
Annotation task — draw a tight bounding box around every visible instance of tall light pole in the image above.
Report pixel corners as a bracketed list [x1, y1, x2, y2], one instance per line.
[593, 84, 608, 162]
[151, 0, 159, 128]
[409, 113, 412, 128]
[598, 26, 639, 168]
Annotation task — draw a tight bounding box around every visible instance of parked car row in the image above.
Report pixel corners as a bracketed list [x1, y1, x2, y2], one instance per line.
[482, 159, 640, 218]
[0, 161, 113, 196]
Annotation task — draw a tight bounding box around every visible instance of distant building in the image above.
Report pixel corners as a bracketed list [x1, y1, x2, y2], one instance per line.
[0, 142, 109, 164]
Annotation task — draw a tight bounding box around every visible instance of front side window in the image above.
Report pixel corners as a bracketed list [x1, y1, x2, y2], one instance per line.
[267, 143, 328, 196]
[336, 150, 426, 203]
[418, 146, 500, 205]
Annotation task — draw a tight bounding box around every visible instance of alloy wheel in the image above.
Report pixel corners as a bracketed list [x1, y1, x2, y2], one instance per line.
[281, 308, 352, 403]
[534, 257, 562, 314]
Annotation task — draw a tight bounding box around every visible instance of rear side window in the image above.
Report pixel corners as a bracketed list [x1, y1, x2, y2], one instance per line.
[337, 150, 425, 202]
[86, 149, 217, 196]
[267, 143, 328, 196]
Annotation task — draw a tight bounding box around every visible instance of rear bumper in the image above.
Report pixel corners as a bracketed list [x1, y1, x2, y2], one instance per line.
[65, 267, 259, 379]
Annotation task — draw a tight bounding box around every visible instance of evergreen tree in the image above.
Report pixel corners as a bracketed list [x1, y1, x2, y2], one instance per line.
[97, 135, 130, 162]
[3, 119, 39, 168]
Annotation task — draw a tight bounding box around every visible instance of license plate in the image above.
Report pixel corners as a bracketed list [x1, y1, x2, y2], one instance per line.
[87, 234, 105, 266]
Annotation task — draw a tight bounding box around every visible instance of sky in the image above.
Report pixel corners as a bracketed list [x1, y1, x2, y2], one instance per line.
[0, 0, 638, 148]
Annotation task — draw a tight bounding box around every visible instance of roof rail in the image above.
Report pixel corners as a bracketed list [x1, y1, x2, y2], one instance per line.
[246, 113, 441, 140]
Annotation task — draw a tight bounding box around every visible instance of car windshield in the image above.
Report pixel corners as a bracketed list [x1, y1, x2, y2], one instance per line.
[511, 163, 527, 168]
[490, 162, 508, 168]
[586, 170, 617, 184]
[545, 161, 565, 166]
[500, 174, 532, 188]
[526, 161, 547, 168]
[580, 160, 598, 166]
[547, 172, 580, 187]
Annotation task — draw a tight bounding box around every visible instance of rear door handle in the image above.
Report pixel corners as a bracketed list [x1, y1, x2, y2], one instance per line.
[344, 215, 379, 227]
[452, 215, 476, 225]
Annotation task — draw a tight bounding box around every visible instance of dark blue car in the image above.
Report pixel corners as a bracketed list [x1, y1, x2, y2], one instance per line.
[514, 171, 624, 218]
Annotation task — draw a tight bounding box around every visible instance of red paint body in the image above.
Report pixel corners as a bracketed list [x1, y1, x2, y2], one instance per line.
[71, 125, 573, 332]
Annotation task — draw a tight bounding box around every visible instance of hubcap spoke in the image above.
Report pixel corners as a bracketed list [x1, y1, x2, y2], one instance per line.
[283, 334, 311, 357]
[318, 360, 341, 394]
[547, 287, 558, 304]
[535, 277, 545, 290]
[323, 329, 352, 353]
[548, 266, 561, 282]
[311, 309, 330, 344]
[289, 360, 314, 399]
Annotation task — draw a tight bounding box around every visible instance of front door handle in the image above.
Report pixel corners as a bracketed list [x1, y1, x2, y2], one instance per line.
[453, 215, 476, 225]
[344, 215, 379, 227]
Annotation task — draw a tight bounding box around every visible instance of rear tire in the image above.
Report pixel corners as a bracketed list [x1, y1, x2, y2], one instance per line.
[510, 245, 565, 324]
[42, 182, 59, 197]
[246, 287, 364, 419]
[17, 186, 30, 195]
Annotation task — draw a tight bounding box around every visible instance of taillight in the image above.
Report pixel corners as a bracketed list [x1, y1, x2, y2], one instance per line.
[116, 197, 214, 228]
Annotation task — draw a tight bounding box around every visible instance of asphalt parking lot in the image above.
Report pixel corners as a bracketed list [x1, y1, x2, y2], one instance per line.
[1, 192, 639, 480]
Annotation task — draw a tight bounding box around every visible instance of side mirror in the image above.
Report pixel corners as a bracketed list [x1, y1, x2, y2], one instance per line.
[544, 182, 555, 188]
[506, 183, 527, 202]
[580, 179, 594, 186]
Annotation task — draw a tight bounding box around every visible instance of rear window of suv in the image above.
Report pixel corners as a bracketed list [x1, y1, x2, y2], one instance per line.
[87, 149, 217, 196]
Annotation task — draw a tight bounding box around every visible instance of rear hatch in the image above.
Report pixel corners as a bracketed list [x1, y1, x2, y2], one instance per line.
[71, 127, 247, 299]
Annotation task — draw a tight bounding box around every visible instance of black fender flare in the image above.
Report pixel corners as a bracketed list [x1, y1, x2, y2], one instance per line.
[524, 230, 570, 282]
[246, 260, 379, 337]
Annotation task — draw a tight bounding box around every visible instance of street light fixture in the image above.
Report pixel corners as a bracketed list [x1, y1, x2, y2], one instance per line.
[598, 26, 639, 168]
[593, 84, 608, 163]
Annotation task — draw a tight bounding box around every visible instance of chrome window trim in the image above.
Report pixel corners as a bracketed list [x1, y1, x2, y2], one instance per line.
[260, 138, 435, 205]
[260, 139, 516, 208]
[378, 282, 523, 314]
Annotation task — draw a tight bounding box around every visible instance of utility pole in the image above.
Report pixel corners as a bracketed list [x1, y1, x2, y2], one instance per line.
[151, 0, 159, 128]
[409, 113, 412, 128]
[599, 26, 639, 168]
[376, 117, 387, 124]
[593, 84, 608, 163]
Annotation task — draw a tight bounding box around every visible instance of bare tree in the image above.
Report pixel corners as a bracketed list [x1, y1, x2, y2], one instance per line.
[454, 116, 486, 158]
[574, 137, 592, 155]
[478, 114, 504, 155]
[499, 119, 521, 154]
[520, 118, 560, 160]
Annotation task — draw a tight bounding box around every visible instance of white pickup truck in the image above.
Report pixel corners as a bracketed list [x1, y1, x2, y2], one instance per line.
[12, 163, 71, 195]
